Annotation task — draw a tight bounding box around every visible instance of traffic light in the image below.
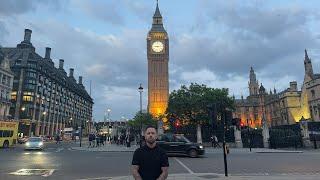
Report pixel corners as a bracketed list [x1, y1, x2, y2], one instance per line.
[174, 120, 180, 128]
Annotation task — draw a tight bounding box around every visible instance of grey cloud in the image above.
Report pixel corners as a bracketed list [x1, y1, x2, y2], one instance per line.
[22, 20, 149, 119]
[123, 0, 152, 23]
[0, 21, 8, 43]
[199, 1, 313, 39]
[74, 0, 125, 26]
[169, 1, 320, 81]
[0, 0, 62, 16]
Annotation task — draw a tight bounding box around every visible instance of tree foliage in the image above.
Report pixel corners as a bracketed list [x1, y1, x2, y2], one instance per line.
[166, 83, 234, 125]
[127, 112, 157, 129]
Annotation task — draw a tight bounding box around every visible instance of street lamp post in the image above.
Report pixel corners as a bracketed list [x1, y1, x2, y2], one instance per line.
[138, 84, 143, 136]
[42, 111, 47, 136]
[107, 108, 111, 141]
[80, 120, 82, 147]
[246, 118, 252, 152]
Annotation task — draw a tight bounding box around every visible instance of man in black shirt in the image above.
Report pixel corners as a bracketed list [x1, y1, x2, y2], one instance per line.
[132, 126, 169, 180]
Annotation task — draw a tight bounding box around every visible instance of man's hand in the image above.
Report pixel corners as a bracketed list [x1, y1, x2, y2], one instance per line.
[157, 166, 168, 180]
[132, 165, 142, 180]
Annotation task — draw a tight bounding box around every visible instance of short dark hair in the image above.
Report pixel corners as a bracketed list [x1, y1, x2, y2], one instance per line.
[145, 125, 157, 132]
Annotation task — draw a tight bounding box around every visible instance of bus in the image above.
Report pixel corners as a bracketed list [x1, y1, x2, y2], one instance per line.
[0, 121, 19, 148]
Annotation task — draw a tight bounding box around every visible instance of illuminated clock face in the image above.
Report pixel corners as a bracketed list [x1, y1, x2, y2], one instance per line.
[152, 41, 164, 53]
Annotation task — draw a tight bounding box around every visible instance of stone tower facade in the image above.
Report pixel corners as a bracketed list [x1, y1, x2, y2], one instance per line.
[147, 2, 169, 117]
[234, 50, 317, 127]
[304, 49, 314, 83]
[248, 67, 259, 96]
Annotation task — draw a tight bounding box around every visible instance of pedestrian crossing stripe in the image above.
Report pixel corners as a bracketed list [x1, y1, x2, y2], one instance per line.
[9, 169, 55, 176]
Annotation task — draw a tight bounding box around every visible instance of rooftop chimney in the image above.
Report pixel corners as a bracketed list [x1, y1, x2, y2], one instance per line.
[59, 59, 64, 69]
[69, 68, 74, 77]
[290, 81, 297, 91]
[45, 47, 51, 59]
[24, 29, 32, 43]
[79, 76, 83, 84]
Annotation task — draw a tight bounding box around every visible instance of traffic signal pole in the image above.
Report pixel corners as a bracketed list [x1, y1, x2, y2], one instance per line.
[208, 102, 228, 177]
[222, 109, 228, 177]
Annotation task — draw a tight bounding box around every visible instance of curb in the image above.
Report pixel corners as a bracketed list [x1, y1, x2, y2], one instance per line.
[76, 173, 320, 180]
[76, 173, 224, 180]
[255, 151, 303, 153]
[70, 147, 136, 152]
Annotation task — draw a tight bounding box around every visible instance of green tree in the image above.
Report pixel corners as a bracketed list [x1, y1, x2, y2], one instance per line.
[128, 112, 157, 135]
[166, 83, 234, 143]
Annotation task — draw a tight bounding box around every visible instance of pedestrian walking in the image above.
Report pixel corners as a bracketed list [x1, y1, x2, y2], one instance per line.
[96, 134, 100, 147]
[139, 135, 145, 147]
[88, 133, 93, 148]
[213, 135, 220, 148]
[126, 133, 131, 148]
[100, 134, 105, 146]
[132, 126, 169, 180]
[55, 134, 60, 144]
[92, 133, 96, 147]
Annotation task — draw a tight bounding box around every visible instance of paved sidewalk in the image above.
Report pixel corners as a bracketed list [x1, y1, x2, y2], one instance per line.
[205, 148, 303, 153]
[71, 142, 138, 152]
[71, 142, 304, 153]
[78, 173, 320, 180]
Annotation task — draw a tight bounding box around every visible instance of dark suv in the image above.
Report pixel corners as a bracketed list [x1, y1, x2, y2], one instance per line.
[157, 133, 205, 158]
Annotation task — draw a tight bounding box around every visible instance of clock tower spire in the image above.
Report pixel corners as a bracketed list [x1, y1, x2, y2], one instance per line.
[147, 0, 169, 120]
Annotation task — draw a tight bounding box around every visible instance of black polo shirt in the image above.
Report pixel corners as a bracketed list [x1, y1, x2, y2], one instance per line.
[132, 144, 169, 180]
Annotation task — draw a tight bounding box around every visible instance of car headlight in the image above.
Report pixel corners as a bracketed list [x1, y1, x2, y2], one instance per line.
[39, 142, 43, 146]
[199, 145, 203, 149]
[26, 142, 30, 146]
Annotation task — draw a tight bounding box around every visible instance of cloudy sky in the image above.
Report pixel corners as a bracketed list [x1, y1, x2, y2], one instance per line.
[1, 0, 320, 121]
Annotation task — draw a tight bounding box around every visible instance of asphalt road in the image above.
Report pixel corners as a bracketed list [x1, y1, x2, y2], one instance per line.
[1, 141, 320, 180]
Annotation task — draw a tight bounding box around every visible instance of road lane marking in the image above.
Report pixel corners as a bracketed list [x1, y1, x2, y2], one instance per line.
[55, 148, 64, 152]
[174, 157, 194, 174]
[9, 169, 55, 176]
[42, 169, 55, 177]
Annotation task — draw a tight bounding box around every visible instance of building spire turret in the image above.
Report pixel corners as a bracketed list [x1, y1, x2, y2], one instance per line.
[154, 0, 161, 18]
[150, 0, 166, 32]
[304, 49, 314, 82]
[248, 67, 259, 96]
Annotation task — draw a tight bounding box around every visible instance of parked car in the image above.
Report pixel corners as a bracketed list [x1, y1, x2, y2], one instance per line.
[156, 133, 205, 158]
[25, 137, 44, 150]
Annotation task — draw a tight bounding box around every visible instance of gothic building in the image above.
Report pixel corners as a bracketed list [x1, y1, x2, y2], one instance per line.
[147, 1, 169, 118]
[0, 54, 14, 120]
[234, 50, 317, 127]
[0, 29, 93, 136]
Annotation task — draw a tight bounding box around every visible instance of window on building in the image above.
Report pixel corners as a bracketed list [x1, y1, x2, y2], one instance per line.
[311, 90, 315, 98]
[2, 75, 6, 84]
[23, 95, 34, 102]
[11, 91, 17, 101]
[27, 61, 37, 68]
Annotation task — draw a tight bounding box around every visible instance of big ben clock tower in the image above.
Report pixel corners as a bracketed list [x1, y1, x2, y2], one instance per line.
[147, 1, 169, 119]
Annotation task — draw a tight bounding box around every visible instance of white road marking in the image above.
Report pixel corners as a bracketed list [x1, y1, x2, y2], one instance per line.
[77, 176, 113, 180]
[42, 169, 55, 177]
[174, 157, 194, 174]
[9, 169, 55, 176]
[55, 148, 64, 152]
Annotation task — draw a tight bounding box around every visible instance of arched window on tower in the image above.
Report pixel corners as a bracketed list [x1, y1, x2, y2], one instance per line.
[311, 90, 315, 98]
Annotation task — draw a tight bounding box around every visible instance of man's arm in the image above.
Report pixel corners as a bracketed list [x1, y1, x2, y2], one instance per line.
[157, 166, 168, 180]
[132, 165, 142, 180]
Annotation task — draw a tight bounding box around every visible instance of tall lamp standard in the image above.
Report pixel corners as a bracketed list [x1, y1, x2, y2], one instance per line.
[107, 108, 111, 141]
[138, 84, 143, 136]
[42, 111, 47, 136]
